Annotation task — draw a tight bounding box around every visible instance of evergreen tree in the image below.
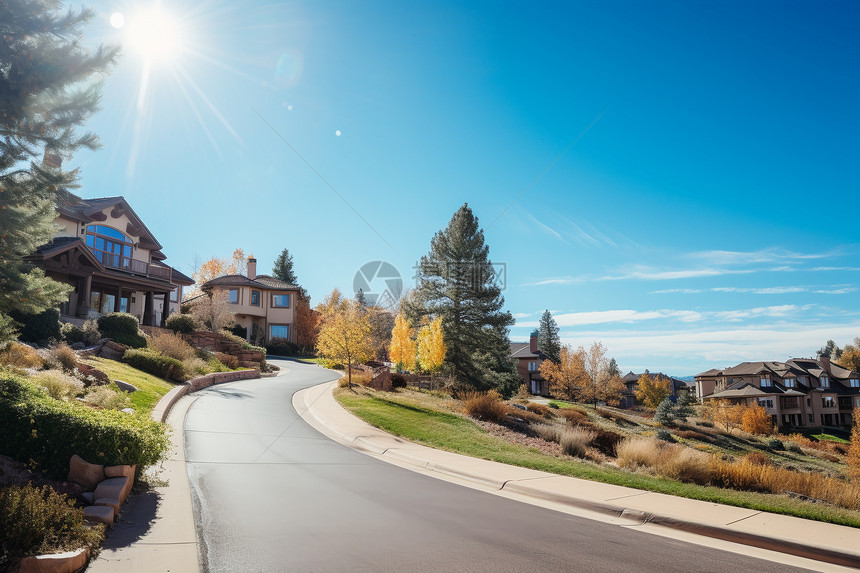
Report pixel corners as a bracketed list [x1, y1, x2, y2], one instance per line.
[355, 288, 368, 308]
[673, 389, 697, 422]
[408, 204, 518, 396]
[0, 0, 117, 346]
[272, 248, 298, 284]
[536, 309, 561, 363]
[654, 397, 676, 425]
[607, 358, 621, 379]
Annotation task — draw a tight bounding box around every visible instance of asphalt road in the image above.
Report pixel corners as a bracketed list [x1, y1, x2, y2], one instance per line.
[185, 359, 810, 573]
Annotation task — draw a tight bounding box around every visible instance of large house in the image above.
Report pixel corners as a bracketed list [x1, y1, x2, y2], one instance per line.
[201, 258, 301, 344]
[620, 371, 688, 409]
[695, 356, 860, 430]
[26, 192, 193, 327]
[510, 331, 548, 395]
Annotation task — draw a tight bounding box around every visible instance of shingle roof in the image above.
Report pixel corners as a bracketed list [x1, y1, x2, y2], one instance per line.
[203, 274, 300, 291]
[55, 193, 163, 250]
[510, 342, 540, 359]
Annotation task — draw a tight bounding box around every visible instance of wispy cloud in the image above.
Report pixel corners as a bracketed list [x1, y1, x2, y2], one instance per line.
[653, 285, 856, 295]
[516, 305, 808, 328]
[687, 248, 839, 266]
[815, 287, 857, 295]
[711, 286, 807, 295]
[601, 267, 753, 281]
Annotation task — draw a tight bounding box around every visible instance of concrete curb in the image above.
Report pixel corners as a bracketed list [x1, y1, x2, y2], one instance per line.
[151, 369, 260, 423]
[294, 381, 860, 570]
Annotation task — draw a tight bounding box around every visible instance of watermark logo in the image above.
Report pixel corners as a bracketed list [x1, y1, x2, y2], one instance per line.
[354, 261, 403, 309]
[413, 261, 507, 292]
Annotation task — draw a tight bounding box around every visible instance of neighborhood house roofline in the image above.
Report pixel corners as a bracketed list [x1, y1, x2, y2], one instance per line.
[57, 194, 164, 251]
[202, 274, 301, 291]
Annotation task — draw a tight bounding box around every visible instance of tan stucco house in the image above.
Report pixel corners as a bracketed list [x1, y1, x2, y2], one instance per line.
[26, 193, 194, 326]
[201, 258, 300, 343]
[510, 331, 548, 395]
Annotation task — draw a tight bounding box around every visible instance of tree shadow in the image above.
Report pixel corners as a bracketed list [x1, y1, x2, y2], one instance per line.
[99, 490, 159, 549]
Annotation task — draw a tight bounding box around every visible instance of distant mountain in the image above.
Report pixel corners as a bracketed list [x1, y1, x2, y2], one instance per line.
[674, 376, 696, 383]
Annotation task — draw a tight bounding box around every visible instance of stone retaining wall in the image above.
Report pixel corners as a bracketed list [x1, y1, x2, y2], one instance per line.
[152, 369, 260, 423]
[184, 332, 265, 369]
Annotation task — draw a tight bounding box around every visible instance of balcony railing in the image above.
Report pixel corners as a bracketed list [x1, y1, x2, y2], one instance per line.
[91, 247, 172, 282]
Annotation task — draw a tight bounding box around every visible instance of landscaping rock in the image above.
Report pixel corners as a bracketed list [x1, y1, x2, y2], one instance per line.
[113, 380, 138, 393]
[77, 363, 109, 386]
[69, 342, 85, 350]
[80, 492, 94, 504]
[95, 475, 133, 505]
[83, 504, 114, 526]
[12, 548, 88, 573]
[67, 455, 105, 491]
[120, 408, 135, 414]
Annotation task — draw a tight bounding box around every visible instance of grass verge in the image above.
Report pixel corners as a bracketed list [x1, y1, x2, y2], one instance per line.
[84, 357, 175, 415]
[336, 389, 860, 528]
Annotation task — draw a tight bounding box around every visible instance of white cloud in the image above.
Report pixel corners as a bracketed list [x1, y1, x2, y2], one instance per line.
[602, 267, 753, 281]
[815, 287, 857, 295]
[687, 248, 837, 266]
[523, 276, 583, 286]
[711, 286, 807, 295]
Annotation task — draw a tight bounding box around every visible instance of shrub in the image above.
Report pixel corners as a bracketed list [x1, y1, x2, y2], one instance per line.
[29, 370, 83, 401]
[848, 407, 860, 479]
[45, 343, 77, 373]
[80, 319, 101, 345]
[8, 308, 61, 345]
[654, 397, 676, 425]
[0, 374, 170, 478]
[548, 402, 559, 409]
[205, 357, 230, 373]
[60, 322, 86, 345]
[591, 428, 623, 457]
[462, 391, 507, 423]
[617, 437, 712, 484]
[617, 437, 662, 469]
[82, 385, 130, 410]
[165, 313, 196, 334]
[391, 373, 407, 389]
[559, 427, 595, 457]
[533, 423, 560, 443]
[675, 429, 713, 443]
[0, 484, 104, 569]
[97, 313, 146, 348]
[767, 438, 785, 451]
[656, 429, 676, 443]
[214, 352, 239, 369]
[525, 402, 554, 418]
[265, 337, 301, 357]
[558, 408, 588, 425]
[741, 404, 773, 435]
[508, 407, 544, 424]
[0, 342, 44, 369]
[149, 332, 196, 362]
[743, 451, 772, 466]
[122, 348, 185, 382]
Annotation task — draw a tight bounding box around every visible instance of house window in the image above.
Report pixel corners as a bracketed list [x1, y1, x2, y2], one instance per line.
[272, 294, 291, 308]
[760, 377, 770, 387]
[785, 378, 795, 388]
[170, 288, 179, 303]
[227, 289, 239, 304]
[821, 376, 829, 387]
[850, 378, 860, 388]
[757, 398, 773, 409]
[270, 324, 289, 340]
[528, 361, 537, 372]
[808, 414, 814, 423]
[822, 397, 835, 408]
[85, 225, 134, 270]
[250, 290, 261, 306]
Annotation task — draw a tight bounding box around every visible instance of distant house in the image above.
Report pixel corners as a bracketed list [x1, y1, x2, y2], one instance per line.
[620, 371, 688, 409]
[26, 192, 193, 326]
[201, 257, 301, 343]
[510, 330, 548, 395]
[694, 356, 860, 430]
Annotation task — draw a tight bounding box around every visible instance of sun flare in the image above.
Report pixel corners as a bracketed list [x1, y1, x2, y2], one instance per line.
[125, 7, 183, 62]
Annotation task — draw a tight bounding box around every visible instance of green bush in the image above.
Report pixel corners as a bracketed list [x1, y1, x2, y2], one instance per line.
[656, 429, 676, 443]
[768, 438, 785, 451]
[122, 348, 185, 382]
[265, 337, 301, 357]
[0, 484, 104, 569]
[0, 374, 170, 478]
[165, 313, 196, 334]
[97, 313, 146, 348]
[8, 308, 61, 345]
[60, 322, 86, 344]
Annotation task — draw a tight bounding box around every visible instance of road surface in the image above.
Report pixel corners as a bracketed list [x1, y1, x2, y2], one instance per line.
[185, 358, 809, 572]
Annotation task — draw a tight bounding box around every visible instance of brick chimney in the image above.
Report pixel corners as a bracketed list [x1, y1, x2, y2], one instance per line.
[819, 354, 831, 375]
[247, 257, 257, 279]
[529, 329, 538, 354]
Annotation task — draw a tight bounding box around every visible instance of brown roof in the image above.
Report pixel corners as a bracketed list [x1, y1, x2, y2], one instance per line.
[510, 342, 540, 359]
[56, 193, 162, 250]
[203, 274, 300, 291]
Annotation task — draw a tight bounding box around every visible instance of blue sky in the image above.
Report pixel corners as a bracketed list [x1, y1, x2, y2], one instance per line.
[73, 0, 859, 375]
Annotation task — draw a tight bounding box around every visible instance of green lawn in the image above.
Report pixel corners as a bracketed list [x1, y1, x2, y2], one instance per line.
[814, 433, 851, 444]
[336, 389, 860, 528]
[85, 357, 175, 415]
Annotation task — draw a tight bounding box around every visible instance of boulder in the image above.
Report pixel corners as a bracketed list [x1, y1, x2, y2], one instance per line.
[12, 548, 88, 573]
[96, 474, 133, 504]
[69, 342, 85, 350]
[113, 379, 138, 393]
[67, 455, 105, 491]
[83, 504, 114, 526]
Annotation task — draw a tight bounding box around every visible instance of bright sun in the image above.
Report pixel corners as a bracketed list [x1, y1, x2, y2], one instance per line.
[125, 7, 183, 62]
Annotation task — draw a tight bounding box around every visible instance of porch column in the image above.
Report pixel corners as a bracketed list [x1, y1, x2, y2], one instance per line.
[114, 285, 122, 312]
[77, 275, 92, 317]
[160, 293, 169, 327]
[143, 291, 154, 326]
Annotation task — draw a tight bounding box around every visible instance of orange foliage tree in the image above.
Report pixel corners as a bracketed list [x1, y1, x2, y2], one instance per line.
[389, 312, 416, 372]
[417, 316, 446, 373]
[294, 294, 319, 351]
[848, 407, 860, 480]
[635, 373, 671, 408]
[741, 403, 773, 435]
[706, 399, 745, 433]
[540, 342, 624, 407]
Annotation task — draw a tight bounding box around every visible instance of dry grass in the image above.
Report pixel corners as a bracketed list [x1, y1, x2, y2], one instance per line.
[559, 427, 595, 457]
[743, 451, 772, 466]
[617, 437, 712, 484]
[149, 332, 197, 362]
[30, 370, 83, 401]
[0, 342, 44, 369]
[462, 391, 508, 423]
[214, 352, 239, 369]
[45, 343, 78, 373]
[533, 423, 560, 443]
[558, 408, 589, 425]
[82, 385, 130, 410]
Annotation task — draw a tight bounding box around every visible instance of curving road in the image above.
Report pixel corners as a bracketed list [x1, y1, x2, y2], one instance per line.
[185, 359, 810, 573]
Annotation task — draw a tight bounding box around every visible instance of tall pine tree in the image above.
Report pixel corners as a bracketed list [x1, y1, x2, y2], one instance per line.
[408, 204, 518, 396]
[272, 248, 298, 284]
[0, 0, 117, 346]
[536, 309, 561, 363]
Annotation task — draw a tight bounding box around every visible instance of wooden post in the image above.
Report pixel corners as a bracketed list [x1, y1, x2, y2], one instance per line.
[143, 291, 154, 326]
[77, 275, 92, 317]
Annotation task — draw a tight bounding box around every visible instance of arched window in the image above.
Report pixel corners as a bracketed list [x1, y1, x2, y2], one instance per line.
[85, 225, 134, 270]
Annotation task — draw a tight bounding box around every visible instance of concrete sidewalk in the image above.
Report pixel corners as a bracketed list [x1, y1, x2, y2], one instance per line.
[294, 381, 860, 571]
[86, 394, 201, 573]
